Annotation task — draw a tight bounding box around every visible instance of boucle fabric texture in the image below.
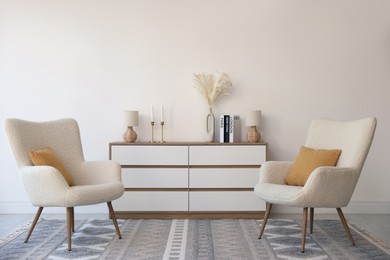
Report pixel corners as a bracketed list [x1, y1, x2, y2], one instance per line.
[255, 117, 376, 208]
[4, 118, 124, 207]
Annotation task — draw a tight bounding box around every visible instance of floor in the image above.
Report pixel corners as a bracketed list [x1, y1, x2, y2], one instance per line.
[1, 213, 389, 246]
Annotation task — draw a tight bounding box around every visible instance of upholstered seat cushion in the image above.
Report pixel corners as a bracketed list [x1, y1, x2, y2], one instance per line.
[65, 182, 124, 207]
[254, 183, 303, 205]
[64, 182, 124, 207]
[30, 181, 125, 207]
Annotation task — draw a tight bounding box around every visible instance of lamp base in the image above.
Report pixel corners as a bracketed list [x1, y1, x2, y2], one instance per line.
[123, 126, 137, 142]
[247, 126, 261, 143]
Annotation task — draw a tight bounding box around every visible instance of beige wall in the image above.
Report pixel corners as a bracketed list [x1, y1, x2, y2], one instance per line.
[1, 0, 389, 213]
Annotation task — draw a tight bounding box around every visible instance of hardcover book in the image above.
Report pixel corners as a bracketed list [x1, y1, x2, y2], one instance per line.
[224, 115, 230, 143]
[219, 115, 225, 143]
[219, 115, 240, 143]
[229, 115, 241, 143]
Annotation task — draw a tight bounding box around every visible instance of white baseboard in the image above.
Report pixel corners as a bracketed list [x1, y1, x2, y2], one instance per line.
[0, 201, 389, 214]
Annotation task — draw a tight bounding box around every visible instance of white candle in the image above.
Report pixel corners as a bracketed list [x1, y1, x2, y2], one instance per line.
[150, 105, 154, 122]
[160, 106, 164, 122]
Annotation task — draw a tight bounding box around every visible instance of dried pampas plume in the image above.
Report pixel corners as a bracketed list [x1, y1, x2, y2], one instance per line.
[193, 72, 232, 107]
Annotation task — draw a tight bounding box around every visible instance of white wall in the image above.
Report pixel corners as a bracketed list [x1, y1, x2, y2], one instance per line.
[1, 0, 389, 214]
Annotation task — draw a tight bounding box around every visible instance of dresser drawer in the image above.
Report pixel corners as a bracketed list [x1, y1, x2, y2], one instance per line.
[189, 168, 259, 188]
[111, 145, 188, 165]
[122, 168, 188, 188]
[189, 145, 266, 165]
[113, 191, 188, 211]
[189, 191, 264, 211]
[110, 142, 267, 216]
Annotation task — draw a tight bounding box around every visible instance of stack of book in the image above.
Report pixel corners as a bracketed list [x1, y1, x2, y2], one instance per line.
[219, 115, 241, 143]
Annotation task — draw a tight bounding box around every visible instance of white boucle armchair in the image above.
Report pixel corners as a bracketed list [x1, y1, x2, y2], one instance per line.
[254, 117, 377, 253]
[4, 118, 124, 251]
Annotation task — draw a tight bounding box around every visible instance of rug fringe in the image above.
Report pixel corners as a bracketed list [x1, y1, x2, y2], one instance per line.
[0, 218, 42, 247]
[349, 222, 390, 255]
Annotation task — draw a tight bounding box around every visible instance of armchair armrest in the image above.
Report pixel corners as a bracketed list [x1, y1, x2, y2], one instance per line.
[20, 166, 69, 206]
[259, 161, 294, 185]
[77, 160, 121, 185]
[302, 166, 358, 207]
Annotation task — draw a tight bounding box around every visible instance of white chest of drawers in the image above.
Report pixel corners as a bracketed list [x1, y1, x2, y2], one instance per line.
[109, 142, 267, 218]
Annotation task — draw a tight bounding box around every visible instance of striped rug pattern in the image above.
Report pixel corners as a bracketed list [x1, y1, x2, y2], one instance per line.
[0, 218, 389, 259]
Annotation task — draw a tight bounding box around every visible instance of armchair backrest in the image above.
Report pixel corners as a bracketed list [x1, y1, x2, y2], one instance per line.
[305, 117, 377, 170]
[4, 118, 85, 175]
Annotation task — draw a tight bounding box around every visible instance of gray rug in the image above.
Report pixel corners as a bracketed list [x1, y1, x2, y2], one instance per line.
[0, 218, 389, 259]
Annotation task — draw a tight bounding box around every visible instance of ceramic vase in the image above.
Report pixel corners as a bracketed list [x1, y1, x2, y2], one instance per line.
[205, 107, 215, 142]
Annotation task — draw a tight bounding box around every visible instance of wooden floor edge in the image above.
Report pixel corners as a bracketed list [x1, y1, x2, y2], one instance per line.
[114, 211, 265, 219]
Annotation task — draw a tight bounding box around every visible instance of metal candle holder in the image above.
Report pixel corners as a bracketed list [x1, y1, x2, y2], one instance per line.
[150, 121, 156, 143]
[160, 121, 165, 143]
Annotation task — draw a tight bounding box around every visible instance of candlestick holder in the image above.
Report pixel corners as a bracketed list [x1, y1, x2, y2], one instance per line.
[160, 121, 165, 143]
[150, 121, 156, 143]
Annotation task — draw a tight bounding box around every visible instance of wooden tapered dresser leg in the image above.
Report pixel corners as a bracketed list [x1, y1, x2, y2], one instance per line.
[25, 207, 43, 243]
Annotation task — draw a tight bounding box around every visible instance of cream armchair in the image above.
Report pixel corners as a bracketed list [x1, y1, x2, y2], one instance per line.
[254, 117, 377, 253]
[4, 118, 124, 251]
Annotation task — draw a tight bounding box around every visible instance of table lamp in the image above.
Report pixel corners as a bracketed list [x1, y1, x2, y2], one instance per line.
[123, 111, 139, 142]
[246, 110, 261, 143]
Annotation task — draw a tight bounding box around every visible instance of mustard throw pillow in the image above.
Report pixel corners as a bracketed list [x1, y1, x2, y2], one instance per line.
[29, 147, 74, 186]
[284, 146, 341, 186]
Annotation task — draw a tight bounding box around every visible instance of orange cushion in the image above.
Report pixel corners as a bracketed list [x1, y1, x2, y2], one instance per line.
[284, 146, 341, 186]
[29, 147, 74, 186]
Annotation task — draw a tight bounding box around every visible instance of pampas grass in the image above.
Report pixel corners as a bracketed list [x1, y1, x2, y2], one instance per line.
[193, 72, 232, 107]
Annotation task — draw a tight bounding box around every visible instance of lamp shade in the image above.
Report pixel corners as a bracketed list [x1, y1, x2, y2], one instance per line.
[123, 111, 139, 126]
[246, 110, 261, 126]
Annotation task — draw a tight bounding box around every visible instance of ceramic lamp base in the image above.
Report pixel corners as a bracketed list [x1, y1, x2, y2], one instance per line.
[123, 126, 137, 142]
[247, 126, 261, 143]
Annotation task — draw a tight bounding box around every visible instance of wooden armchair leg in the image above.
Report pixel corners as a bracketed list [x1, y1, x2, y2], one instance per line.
[25, 207, 43, 243]
[310, 207, 314, 234]
[66, 207, 72, 251]
[301, 207, 308, 253]
[336, 208, 356, 246]
[107, 202, 122, 239]
[70, 207, 75, 232]
[258, 203, 273, 239]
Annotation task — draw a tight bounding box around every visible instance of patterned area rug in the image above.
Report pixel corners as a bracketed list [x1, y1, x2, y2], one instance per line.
[0, 218, 389, 259]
